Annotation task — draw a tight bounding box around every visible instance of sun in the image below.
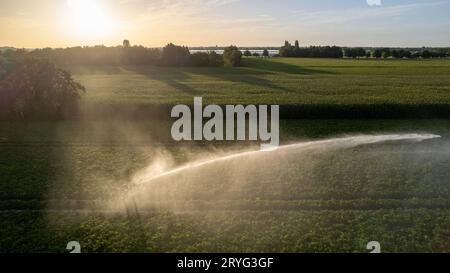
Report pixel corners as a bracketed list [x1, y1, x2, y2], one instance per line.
[67, 0, 115, 40]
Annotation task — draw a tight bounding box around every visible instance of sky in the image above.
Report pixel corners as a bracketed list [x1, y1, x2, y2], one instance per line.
[1, 0, 450, 48]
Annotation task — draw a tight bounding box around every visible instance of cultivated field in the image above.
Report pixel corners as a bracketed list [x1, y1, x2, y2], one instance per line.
[1, 58, 450, 253]
[70, 58, 450, 105]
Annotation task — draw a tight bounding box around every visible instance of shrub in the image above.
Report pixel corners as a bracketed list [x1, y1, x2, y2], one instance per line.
[189, 52, 210, 67]
[207, 51, 223, 66]
[189, 52, 222, 67]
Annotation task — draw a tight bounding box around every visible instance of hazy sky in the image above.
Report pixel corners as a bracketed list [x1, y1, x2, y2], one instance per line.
[1, 0, 450, 48]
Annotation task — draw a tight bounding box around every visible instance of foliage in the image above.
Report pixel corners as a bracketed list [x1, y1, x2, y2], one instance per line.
[370, 48, 448, 59]
[1, 209, 449, 253]
[28, 45, 160, 65]
[1, 57, 450, 252]
[189, 52, 223, 67]
[280, 41, 343, 58]
[373, 49, 383, 58]
[279, 41, 448, 59]
[0, 56, 10, 79]
[159, 43, 191, 66]
[1, 119, 450, 252]
[391, 49, 411, 59]
[8, 43, 237, 68]
[223, 45, 243, 67]
[207, 51, 224, 67]
[123, 40, 131, 48]
[344, 48, 367, 58]
[66, 58, 450, 110]
[0, 58, 85, 118]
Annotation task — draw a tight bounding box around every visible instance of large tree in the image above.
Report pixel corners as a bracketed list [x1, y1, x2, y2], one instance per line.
[0, 58, 85, 118]
[160, 43, 191, 66]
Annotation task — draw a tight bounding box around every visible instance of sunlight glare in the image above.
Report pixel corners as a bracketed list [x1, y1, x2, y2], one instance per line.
[67, 0, 115, 40]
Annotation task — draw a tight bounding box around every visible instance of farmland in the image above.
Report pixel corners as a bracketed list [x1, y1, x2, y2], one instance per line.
[70, 58, 450, 106]
[1, 58, 450, 253]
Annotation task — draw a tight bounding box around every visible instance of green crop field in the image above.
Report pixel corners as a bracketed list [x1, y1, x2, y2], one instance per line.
[70, 58, 450, 106]
[1, 58, 450, 253]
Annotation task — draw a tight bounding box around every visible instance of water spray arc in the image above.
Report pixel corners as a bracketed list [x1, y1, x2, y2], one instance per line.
[135, 134, 440, 185]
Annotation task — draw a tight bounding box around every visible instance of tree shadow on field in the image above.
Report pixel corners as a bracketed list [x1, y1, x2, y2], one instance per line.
[66, 65, 123, 75]
[242, 58, 335, 75]
[177, 68, 280, 92]
[184, 58, 335, 92]
[203, 70, 291, 92]
[122, 58, 334, 95]
[125, 64, 287, 94]
[125, 66, 199, 95]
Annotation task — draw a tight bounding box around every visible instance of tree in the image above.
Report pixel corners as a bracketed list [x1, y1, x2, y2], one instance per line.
[402, 50, 412, 59]
[381, 48, 391, 58]
[280, 41, 343, 58]
[123, 40, 131, 48]
[189, 52, 222, 67]
[160, 43, 190, 66]
[252, 52, 260, 57]
[344, 48, 355, 58]
[373, 49, 382, 58]
[411, 51, 421, 58]
[0, 56, 11, 79]
[0, 58, 85, 118]
[243, 50, 252, 57]
[421, 50, 431, 59]
[189, 52, 210, 66]
[280, 41, 294, 57]
[207, 51, 223, 66]
[223, 45, 242, 67]
[356, 48, 367, 58]
[262, 49, 269, 57]
[344, 48, 366, 58]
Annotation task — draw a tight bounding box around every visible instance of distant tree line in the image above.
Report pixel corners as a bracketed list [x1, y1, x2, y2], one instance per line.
[371, 48, 448, 59]
[0, 41, 243, 68]
[243, 49, 270, 57]
[344, 47, 449, 59]
[158, 44, 242, 67]
[280, 40, 449, 59]
[280, 41, 344, 58]
[343, 48, 370, 58]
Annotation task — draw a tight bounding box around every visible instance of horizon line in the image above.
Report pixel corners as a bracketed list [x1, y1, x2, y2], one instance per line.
[2, 44, 450, 50]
